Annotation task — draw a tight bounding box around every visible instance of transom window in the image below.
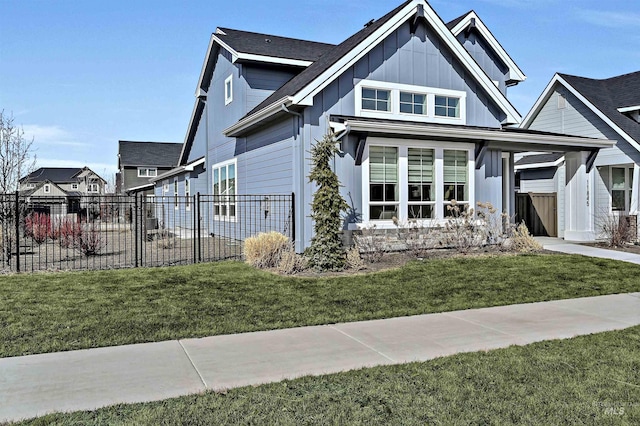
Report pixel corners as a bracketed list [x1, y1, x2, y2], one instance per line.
[138, 168, 157, 177]
[355, 80, 466, 124]
[364, 140, 473, 224]
[212, 160, 236, 219]
[362, 88, 391, 112]
[435, 96, 461, 118]
[400, 92, 427, 115]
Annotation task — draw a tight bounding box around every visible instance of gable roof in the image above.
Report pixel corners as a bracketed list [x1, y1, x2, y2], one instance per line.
[118, 141, 182, 168]
[447, 10, 526, 84]
[225, 0, 522, 137]
[521, 71, 640, 151]
[514, 152, 564, 169]
[21, 167, 83, 184]
[214, 28, 334, 64]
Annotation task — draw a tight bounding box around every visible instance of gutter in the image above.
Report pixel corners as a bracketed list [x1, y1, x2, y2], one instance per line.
[224, 97, 294, 137]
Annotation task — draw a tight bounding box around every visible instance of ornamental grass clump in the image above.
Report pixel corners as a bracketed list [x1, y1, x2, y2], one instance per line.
[244, 231, 290, 268]
[509, 222, 543, 253]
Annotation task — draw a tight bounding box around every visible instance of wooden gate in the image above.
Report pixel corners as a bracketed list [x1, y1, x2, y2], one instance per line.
[515, 192, 557, 237]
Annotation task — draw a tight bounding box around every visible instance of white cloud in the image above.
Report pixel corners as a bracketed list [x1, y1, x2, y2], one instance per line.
[575, 9, 640, 28]
[21, 124, 89, 148]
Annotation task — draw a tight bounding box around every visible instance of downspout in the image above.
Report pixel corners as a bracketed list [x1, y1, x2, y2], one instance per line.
[281, 104, 304, 252]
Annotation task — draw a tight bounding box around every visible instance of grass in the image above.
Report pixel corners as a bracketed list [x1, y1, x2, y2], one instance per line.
[13, 326, 640, 425]
[1, 254, 640, 358]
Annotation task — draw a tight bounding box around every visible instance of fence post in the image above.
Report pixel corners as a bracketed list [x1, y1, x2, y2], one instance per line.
[14, 191, 20, 273]
[134, 194, 139, 268]
[192, 195, 197, 264]
[291, 192, 295, 244]
[197, 193, 201, 262]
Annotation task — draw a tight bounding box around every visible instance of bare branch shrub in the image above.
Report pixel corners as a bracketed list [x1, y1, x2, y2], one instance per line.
[353, 224, 385, 263]
[392, 217, 439, 257]
[277, 243, 308, 274]
[599, 213, 634, 247]
[345, 245, 364, 270]
[75, 222, 108, 256]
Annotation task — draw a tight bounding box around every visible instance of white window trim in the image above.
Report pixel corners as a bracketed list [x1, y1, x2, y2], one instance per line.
[185, 177, 191, 211]
[361, 137, 475, 228]
[43, 184, 51, 194]
[138, 167, 157, 177]
[212, 158, 237, 221]
[224, 75, 233, 105]
[173, 178, 179, 210]
[71, 183, 78, 190]
[609, 166, 633, 214]
[87, 183, 99, 193]
[355, 80, 467, 125]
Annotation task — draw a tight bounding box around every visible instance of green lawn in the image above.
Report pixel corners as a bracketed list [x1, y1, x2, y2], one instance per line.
[1, 254, 640, 358]
[14, 326, 640, 425]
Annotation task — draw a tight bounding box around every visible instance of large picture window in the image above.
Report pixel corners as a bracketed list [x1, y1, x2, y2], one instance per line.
[369, 146, 398, 220]
[408, 148, 434, 219]
[212, 160, 236, 219]
[365, 141, 473, 224]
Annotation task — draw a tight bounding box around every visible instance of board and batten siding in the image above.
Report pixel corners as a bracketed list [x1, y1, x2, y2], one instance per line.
[474, 149, 504, 212]
[457, 32, 509, 95]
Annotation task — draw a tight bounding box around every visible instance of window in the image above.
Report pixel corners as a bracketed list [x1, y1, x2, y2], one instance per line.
[173, 178, 178, 209]
[443, 150, 469, 214]
[369, 146, 398, 220]
[225, 75, 233, 105]
[408, 148, 434, 219]
[364, 140, 474, 224]
[212, 160, 236, 219]
[362, 88, 391, 112]
[355, 80, 466, 124]
[435, 96, 461, 118]
[557, 93, 567, 109]
[400, 92, 427, 115]
[185, 178, 191, 210]
[138, 168, 157, 177]
[71, 184, 78, 190]
[163, 182, 169, 193]
[43, 184, 50, 194]
[611, 167, 631, 212]
[88, 183, 99, 193]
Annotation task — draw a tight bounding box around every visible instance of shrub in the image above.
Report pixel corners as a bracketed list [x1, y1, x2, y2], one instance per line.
[307, 133, 349, 271]
[244, 231, 290, 268]
[600, 214, 634, 247]
[392, 217, 439, 257]
[52, 218, 81, 248]
[277, 244, 308, 274]
[24, 212, 52, 245]
[345, 245, 364, 270]
[353, 224, 385, 263]
[443, 201, 480, 253]
[74, 222, 107, 256]
[507, 222, 543, 253]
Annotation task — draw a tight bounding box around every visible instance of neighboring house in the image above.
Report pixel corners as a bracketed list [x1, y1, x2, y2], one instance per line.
[519, 71, 640, 240]
[159, 0, 614, 251]
[19, 167, 107, 216]
[117, 141, 182, 195]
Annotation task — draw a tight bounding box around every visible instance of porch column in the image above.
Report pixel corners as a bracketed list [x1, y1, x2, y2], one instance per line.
[564, 151, 595, 241]
[630, 163, 640, 240]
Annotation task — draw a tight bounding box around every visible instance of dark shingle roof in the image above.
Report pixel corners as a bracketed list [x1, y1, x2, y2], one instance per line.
[244, 1, 413, 117]
[515, 152, 564, 167]
[21, 167, 82, 183]
[118, 141, 182, 168]
[559, 71, 640, 143]
[446, 10, 472, 30]
[216, 28, 335, 62]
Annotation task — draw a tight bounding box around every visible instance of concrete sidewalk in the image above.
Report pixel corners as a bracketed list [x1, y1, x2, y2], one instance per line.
[537, 236, 640, 265]
[2, 293, 639, 423]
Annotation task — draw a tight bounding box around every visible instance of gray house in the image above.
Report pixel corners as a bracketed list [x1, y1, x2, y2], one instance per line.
[161, 0, 613, 251]
[519, 71, 640, 240]
[117, 141, 182, 195]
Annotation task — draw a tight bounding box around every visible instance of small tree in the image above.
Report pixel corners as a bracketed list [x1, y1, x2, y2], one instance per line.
[307, 133, 349, 271]
[0, 110, 37, 265]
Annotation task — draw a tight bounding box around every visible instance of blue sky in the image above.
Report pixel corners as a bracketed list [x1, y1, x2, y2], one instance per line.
[1, 0, 638, 179]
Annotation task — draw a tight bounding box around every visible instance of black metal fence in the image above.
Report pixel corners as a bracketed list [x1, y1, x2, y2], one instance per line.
[0, 193, 293, 273]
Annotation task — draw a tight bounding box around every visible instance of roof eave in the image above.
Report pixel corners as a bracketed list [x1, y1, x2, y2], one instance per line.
[224, 97, 294, 137]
